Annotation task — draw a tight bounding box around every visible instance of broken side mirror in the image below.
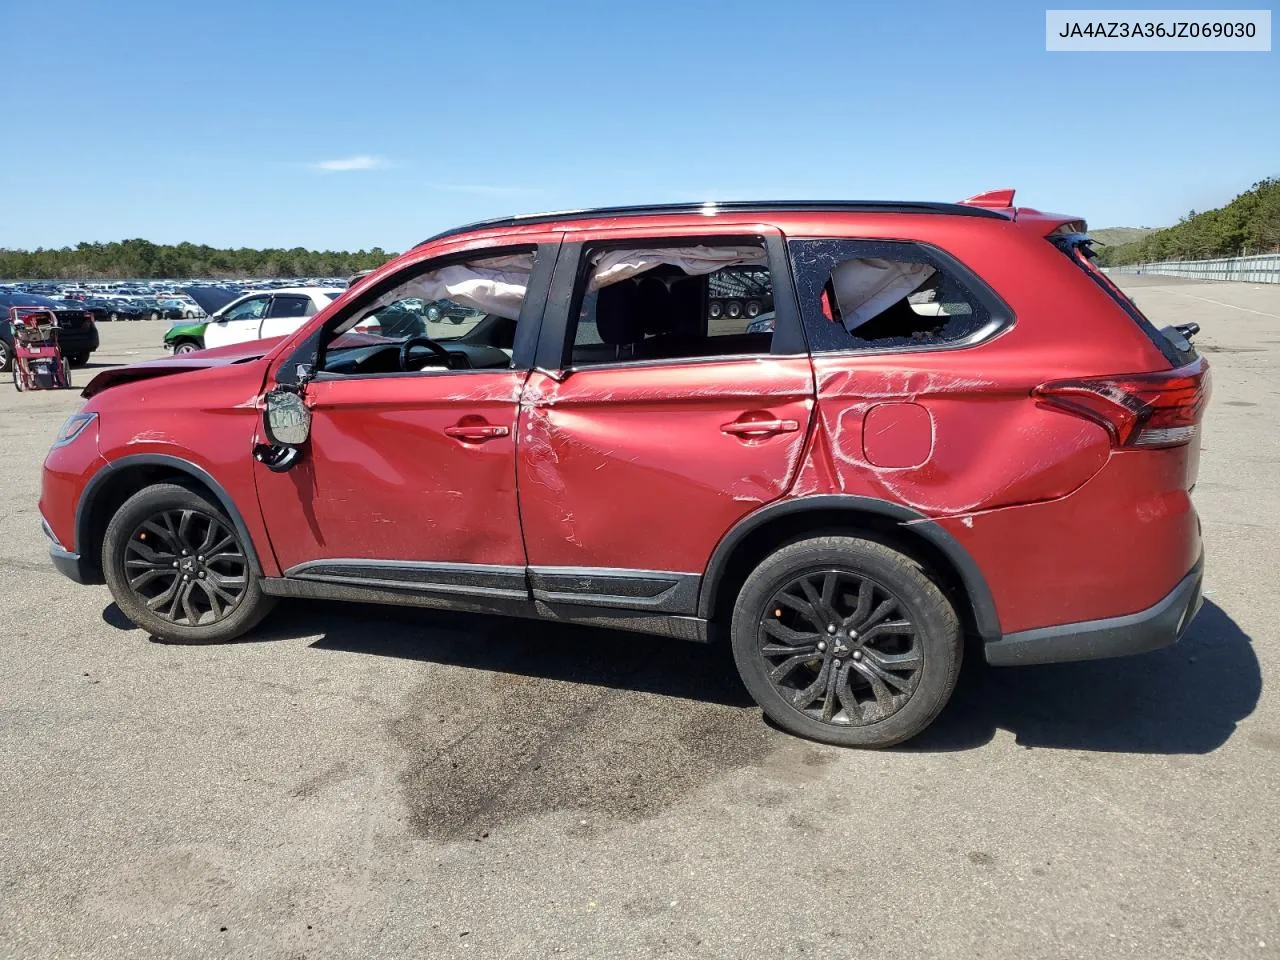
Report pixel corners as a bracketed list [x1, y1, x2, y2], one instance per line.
[255, 387, 310, 473]
[263, 386, 311, 446]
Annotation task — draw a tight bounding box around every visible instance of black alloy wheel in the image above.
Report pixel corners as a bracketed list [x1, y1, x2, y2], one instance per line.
[123, 508, 248, 626]
[759, 569, 922, 725]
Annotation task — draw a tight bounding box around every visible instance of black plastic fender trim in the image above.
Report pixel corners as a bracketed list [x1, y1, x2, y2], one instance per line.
[697, 494, 1002, 640]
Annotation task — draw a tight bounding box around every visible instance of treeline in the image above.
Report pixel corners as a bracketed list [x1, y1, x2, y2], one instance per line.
[0, 239, 399, 280]
[1097, 178, 1280, 266]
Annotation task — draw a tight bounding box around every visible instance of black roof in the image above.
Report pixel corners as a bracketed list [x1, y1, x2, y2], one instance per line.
[415, 200, 1008, 247]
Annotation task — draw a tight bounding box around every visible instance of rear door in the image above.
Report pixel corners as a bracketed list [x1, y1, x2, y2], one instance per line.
[517, 226, 814, 612]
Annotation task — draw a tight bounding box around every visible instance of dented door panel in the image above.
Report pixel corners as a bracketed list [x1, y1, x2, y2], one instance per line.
[254, 372, 527, 573]
[517, 359, 815, 572]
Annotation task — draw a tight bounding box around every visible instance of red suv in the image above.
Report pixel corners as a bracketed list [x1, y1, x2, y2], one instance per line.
[39, 191, 1210, 747]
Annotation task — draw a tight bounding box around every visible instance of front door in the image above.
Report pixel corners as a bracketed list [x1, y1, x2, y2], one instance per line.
[204, 294, 271, 349]
[252, 242, 556, 598]
[517, 229, 815, 612]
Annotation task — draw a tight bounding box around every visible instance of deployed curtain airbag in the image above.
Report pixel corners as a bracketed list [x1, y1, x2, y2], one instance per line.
[396, 253, 535, 321]
[831, 259, 936, 332]
[588, 245, 767, 290]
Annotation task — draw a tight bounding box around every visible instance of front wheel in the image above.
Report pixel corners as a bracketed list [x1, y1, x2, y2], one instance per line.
[0, 339, 11, 372]
[730, 536, 961, 748]
[172, 339, 201, 355]
[102, 483, 276, 643]
[67, 352, 90, 367]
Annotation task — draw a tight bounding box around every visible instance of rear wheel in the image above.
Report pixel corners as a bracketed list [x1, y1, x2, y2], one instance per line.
[67, 352, 89, 367]
[109, 312, 120, 322]
[12, 365, 24, 392]
[730, 536, 961, 748]
[150, 311, 160, 321]
[0, 339, 10, 372]
[103, 484, 275, 643]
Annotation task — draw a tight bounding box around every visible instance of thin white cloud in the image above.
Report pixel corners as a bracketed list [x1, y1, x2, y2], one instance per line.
[309, 155, 389, 172]
[425, 182, 541, 197]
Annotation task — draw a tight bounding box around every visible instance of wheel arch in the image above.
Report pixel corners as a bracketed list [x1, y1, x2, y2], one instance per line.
[75, 455, 263, 578]
[698, 495, 1001, 641]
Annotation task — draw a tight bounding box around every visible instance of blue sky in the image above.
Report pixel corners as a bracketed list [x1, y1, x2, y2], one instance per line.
[2, 0, 1275, 251]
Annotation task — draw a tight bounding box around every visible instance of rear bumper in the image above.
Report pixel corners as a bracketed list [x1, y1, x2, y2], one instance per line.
[984, 554, 1204, 666]
[57, 327, 99, 355]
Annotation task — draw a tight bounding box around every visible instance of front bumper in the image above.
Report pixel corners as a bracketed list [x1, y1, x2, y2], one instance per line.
[43, 517, 102, 585]
[984, 554, 1204, 666]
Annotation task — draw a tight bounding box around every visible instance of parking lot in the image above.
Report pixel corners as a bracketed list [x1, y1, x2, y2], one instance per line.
[1, 279, 1277, 958]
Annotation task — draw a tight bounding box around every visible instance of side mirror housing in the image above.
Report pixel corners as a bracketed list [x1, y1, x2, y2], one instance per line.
[263, 387, 311, 446]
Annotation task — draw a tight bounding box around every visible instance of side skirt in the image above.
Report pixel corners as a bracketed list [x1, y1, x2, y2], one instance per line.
[259, 577, 710, 643]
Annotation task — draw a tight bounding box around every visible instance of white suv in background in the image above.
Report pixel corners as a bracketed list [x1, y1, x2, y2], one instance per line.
[202, 287, 344, 350]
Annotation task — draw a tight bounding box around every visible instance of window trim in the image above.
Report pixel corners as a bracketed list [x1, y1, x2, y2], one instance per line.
[266, 294, 315, 320]
[535, 231, 806, 374]
[786, 237, 1014, 359]
[276, 240, 558, 385]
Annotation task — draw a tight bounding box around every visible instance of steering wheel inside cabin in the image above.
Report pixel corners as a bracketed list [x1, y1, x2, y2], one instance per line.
[399, 335, 453, 372]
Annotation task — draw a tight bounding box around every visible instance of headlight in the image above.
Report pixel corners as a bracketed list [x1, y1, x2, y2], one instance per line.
[52, 411, 97, 448]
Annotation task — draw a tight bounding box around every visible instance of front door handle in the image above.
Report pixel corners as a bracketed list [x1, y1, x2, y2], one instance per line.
[445, 421, 510, 442]
[721, 417, 800, 438]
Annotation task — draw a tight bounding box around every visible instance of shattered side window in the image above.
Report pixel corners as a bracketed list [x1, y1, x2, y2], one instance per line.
[789, 238, 998, 354]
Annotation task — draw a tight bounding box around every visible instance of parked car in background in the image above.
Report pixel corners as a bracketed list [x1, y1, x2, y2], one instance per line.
[192, 287, 343, 351]
[0, 291, 99, 370]
[102, 299, 145, 322]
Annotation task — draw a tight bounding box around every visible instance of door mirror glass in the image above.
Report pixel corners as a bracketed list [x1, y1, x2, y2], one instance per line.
[263, 388, 311, 446]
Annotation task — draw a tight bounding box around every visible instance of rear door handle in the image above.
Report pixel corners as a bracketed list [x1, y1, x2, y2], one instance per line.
[445, 423, 510, 442]
[720, 418, 800, 438]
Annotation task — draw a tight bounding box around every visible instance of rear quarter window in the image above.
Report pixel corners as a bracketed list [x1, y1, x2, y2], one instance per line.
[788, 238, 1010, 354]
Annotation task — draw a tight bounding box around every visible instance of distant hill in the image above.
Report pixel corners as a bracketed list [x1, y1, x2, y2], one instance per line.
[1090, 227, 1156, 247]
[1096, 178, 1280, 266]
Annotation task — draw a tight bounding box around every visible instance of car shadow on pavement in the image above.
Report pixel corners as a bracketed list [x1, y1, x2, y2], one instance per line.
[905, 600, 1260, 754]
[104, 599, 755, 708]
[103, 598, 1258, 754]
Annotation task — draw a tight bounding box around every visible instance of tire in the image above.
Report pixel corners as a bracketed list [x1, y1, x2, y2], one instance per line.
[185, 310, 197, 319]
[425, 305, 441, 322]
[726, 300, 743, 319]
[60, 359, 71, 388]
[102, 483, 275, 644]
[12, 365, 23, 392]
[150, 311, 160, 322]
[172, 339, 201, 355]
[67, 352, 89, 367]
[0, 339, 10, 372]
[730, 536, 961, 748]
[746, 300, 762, 318]
[109, 312, 120, 322]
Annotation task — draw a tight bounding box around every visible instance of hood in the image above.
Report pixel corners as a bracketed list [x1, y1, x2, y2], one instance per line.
[82, 337, 283, 399]
[182, 285, 244, 316]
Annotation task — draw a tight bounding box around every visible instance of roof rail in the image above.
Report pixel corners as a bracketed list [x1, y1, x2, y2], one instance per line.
[415, 199, 1010, 247]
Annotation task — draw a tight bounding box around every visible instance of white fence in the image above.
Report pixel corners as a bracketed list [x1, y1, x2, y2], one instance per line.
[1106, 253, 1280, 284]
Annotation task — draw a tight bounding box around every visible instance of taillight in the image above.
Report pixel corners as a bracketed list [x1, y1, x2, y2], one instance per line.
[1034, 358, 1210, 449]
[84, 312, 94, 325]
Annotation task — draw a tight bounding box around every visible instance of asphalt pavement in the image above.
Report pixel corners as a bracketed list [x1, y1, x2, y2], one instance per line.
[0, 286, 1277, 959]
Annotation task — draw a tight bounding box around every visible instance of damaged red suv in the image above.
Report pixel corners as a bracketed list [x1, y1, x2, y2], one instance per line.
[40, 191, 1209, 747]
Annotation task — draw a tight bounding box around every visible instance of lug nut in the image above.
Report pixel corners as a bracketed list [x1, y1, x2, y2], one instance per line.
[827, 624, 837, 634]
[817, 641, 827, 652]
[852, 650, 863, 661]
